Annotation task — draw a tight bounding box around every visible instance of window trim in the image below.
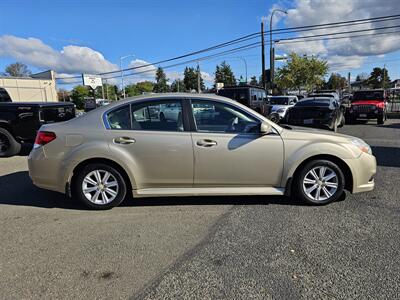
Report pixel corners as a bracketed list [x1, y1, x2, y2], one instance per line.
[188, 98, 263, 135]
[103, 97, 190, 133]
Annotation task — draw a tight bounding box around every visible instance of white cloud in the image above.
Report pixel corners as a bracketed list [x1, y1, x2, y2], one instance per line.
[271, 0, 400, 71]
[0, 35, 118, 75]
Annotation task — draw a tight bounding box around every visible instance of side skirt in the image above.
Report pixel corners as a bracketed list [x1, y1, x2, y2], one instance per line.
[133, 187, 285, 198]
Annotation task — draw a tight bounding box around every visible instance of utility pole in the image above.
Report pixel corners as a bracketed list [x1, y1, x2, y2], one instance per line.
[270, 9, 288, 95]
[120, 54, 135, 99]
[261, 22, 266, 90]
[383, 64, 386, 89]
[197, 62, 201, 93]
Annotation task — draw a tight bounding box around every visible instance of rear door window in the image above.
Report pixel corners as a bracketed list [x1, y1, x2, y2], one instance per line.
[131, 100, 184, 132]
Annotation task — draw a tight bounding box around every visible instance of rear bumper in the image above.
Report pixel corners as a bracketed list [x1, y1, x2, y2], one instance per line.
[28, 147, 66, 193]
[345, 153, 377, 194]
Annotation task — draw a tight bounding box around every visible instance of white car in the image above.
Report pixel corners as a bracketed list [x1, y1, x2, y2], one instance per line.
[269, 96, 298, 119]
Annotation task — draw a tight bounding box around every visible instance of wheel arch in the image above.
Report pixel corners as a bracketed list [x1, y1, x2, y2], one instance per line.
[68, 157, 133, 197]
[285, 154, 353, 195]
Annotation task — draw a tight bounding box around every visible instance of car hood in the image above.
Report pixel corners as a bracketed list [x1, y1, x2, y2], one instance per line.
[281, 125, 352, 140]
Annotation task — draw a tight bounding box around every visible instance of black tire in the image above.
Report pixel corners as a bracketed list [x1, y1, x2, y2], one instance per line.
[377, 115, 384, 125]
[0, 127, 21, 158]
[338, 114, 345, 128]
[73, 163, 127, 210]
[293, 159, 345, 205]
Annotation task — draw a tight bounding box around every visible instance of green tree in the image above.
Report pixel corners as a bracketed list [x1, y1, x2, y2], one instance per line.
[275, 53, 328, 92]
[250, 76, 259, 86]
[171, 79, 185, 92]
[326, 73, 347, 90]
[70, 85, 90, 109]
[367, 67, 390, 89]
[214, 61, 236, 87]
[4, 62, 31, 77]
[125, 81, 155, 97]
[102, 84, 119, 100]
[196, 65, 205, 92]
[183, 67, 198, 92]
[153, 67, 170, 93]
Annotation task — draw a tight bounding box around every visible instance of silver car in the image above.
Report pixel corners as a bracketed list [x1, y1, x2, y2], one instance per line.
[28, 93, 376, 209]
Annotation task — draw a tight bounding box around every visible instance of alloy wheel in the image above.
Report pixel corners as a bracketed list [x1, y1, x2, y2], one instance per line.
[302, 166, 338, 202]
[82, 170, 119, 205]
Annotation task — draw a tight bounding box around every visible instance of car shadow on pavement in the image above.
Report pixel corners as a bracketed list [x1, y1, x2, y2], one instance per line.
[371, 146, 400, 168]
[377, 123, 400, 129]
[0, 171, 319, 209]
[0, 171, 85, 210]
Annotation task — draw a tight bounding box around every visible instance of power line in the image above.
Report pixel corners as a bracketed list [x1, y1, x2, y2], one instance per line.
[56, 13, 400, 81]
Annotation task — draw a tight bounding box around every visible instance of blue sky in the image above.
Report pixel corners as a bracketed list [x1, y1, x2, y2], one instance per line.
[1, 0, 400, 89]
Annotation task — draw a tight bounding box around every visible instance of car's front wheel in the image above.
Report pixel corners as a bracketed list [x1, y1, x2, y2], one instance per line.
[73, 163, 127, 209]
[294, 159, 345, 205]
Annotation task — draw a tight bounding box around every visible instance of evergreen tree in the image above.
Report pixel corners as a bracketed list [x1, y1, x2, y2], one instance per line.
[171, 79, 185, 92]
[153, 67, 169, 93]
[214, 61, 236, 87]
[183, 67, 198, 92]
[196, 65, 205, 92]
[250, 76, 259, 86]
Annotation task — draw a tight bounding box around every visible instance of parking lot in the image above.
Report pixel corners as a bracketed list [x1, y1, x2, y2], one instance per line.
[0, 119, 399, 299]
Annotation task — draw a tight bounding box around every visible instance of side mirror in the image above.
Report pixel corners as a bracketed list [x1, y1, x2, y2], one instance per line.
[260, 122, 273, 135]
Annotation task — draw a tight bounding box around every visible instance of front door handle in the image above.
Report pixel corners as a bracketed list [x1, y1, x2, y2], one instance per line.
[114, 137, 136, 145]
[196, 139, 217, 147]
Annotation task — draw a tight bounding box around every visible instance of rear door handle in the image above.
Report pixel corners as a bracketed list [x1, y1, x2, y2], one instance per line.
[196, 139, 217, 147]
[114, 137, 136, 145]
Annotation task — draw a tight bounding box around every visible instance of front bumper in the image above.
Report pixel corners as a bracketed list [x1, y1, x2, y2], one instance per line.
[345, 153, 377, 194]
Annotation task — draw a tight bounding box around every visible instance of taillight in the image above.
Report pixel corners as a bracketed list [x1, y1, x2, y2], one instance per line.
[375, 102, 385, 109]
[34, 131, 56, 148]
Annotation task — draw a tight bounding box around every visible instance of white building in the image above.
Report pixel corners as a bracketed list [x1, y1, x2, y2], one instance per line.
[0, 70, 58, 102]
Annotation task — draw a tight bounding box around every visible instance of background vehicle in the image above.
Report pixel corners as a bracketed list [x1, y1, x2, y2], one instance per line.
[216, 85, 271, 116]
[286, 97, 344, 131]
[0, 102, 75, 157]
[269, 95, 298, 122]
[309, 92, 340, 102]
[29, 94, 376, 210]
[346, 89, 388, 124]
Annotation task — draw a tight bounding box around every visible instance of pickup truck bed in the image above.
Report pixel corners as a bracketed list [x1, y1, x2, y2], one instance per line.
[0, 102, 75, 157]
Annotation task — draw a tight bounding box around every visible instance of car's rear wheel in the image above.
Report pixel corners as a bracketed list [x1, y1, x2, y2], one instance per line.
[294, 159, 345, 205]
[0, 128, 21, 157]
[73, 163, 127, 210]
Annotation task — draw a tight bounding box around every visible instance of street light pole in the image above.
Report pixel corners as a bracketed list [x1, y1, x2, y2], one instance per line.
[237, 57, 248, 84]
[270, 9, 287, 93]
[120, 54, 135, 99]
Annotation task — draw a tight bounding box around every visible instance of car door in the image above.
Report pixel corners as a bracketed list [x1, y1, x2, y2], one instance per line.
[105, 98, 193, 189]
[189, 98, 284, 187]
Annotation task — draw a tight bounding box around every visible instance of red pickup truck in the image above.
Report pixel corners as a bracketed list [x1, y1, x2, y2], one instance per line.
[347, 89, 388, 125]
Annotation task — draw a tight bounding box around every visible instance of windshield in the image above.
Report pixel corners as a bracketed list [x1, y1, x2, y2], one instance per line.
[270, 97, 290, 105]
[352, 91, 384, 101]
[309, 94, 334, 98]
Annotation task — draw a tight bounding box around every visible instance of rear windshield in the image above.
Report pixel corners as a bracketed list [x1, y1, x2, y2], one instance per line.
[295, 99, 330, 107]
[270, 97, 290, 105]
[353, 91, 384, 101]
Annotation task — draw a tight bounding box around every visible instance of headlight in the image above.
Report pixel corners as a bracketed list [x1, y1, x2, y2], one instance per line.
[350, 138, 372, 155]
[276, 108, 286, 113]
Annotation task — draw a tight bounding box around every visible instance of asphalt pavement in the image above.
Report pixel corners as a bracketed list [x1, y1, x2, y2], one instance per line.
[0, 119, 399, 299]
